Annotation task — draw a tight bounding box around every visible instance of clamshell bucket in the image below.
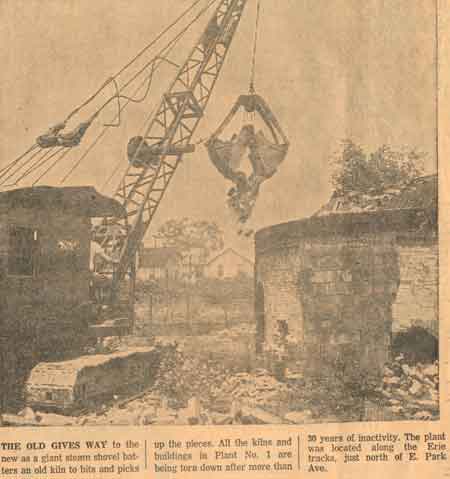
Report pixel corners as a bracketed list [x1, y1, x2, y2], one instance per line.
[206, 94, 289, 223]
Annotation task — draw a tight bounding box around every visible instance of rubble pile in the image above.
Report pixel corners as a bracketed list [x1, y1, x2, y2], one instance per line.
[11, 335, 438, 426]
[149, 341, 230, 409]
[76, 341, 292, 425]
[152, 323, 255, 377]
[380, 356, 439, 420]
[209, 369, 290, 415]
[74, 336, 316, 425]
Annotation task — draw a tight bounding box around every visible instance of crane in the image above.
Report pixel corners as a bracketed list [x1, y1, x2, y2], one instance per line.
[0, 0, 283, 324]
[0, 0, 292, 414]
[94, 0, 249, 309]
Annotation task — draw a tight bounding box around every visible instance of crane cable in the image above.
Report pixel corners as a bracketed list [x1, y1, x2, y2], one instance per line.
[87, 56, 178, 128]
[249, 0, 261, 95]
[118, 0, 221, 192]
[58, 73, 160, 186]
[8, 148, 59, 186]
[33, 68, 161, 187]
[32, 148, 71, 186]
[100, 102, 161, 191]
[0, 145, 43, 185]
[63, 0, 207, 125]
[0, 144, 38, 178]
[59, 0, 219, 186]
[0, 0, 208, 187]
[7, 0, 218, 188]
[1, 56, 161, 187]
[89, 0, 218, 128]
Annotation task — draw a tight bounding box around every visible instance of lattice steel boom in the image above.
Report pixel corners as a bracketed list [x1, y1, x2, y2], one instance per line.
[101, 0, 248, 286]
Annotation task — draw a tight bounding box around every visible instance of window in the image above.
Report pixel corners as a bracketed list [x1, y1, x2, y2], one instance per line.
[45, 391, 53, 401]
[8, 226, 39, 276]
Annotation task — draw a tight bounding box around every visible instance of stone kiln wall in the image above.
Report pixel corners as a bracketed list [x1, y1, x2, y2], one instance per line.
[255, 210, 438, 381]
[256, 231, 400, 380]
[256, 245, 304, 343]
[392, 244, 438, 336]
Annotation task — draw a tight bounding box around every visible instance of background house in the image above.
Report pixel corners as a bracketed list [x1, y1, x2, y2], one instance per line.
[137, 247, 182, 282]
[180, 246, 207, 280]
[204, 248, 254, 279]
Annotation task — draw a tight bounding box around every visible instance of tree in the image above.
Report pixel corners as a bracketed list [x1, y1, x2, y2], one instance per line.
[330, 140, 425, 195]
[155, 218, 224, 264]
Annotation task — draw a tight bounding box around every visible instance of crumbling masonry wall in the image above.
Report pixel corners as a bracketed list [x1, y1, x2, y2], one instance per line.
[255, 209, 437, 381]
[256, 245, 304, 344]
[392, 243, 438, 336]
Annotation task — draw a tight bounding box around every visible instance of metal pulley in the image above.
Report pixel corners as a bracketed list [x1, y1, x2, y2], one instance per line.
[127, 136, 196, 168]
[36, 120, 93, 149]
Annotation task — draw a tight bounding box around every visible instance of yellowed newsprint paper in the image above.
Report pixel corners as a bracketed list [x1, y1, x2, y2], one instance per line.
[0, 0, 449, 478]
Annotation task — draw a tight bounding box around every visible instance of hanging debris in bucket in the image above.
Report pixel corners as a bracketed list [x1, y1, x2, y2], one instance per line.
[206, 94, 289, 223]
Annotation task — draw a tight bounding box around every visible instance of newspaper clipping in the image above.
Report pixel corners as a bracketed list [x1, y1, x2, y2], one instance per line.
[0, 0, 448, 477]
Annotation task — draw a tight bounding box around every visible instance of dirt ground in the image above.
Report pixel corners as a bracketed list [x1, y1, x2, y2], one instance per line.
[8, 299, 439, 427]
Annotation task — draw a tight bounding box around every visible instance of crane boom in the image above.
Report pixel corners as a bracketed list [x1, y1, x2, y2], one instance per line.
[102, 0, 248, 287]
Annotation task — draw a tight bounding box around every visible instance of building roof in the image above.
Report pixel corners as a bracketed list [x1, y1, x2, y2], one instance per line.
[315, 174, 437, 216]
[206, 248, 253, 267]
[139, 247, 181, 268]
[256, 208, 437, 255]
[0, 186, 125, 217]
[256, 175, 438, 254]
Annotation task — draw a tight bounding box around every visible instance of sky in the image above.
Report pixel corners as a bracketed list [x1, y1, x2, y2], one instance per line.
[0, 0, 437, 258]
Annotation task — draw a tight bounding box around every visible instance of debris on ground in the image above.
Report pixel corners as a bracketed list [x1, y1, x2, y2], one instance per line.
[73, 337, 302, 426]
[16, 329, 439, 426]
[209, 369, 290, 414]
[284, 410, 314, 424]
[2, 409, 75, 427]
[379, 356, 439, 420]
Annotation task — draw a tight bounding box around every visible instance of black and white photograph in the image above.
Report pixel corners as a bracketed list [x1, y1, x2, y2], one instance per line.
[0, 0, 438, 427]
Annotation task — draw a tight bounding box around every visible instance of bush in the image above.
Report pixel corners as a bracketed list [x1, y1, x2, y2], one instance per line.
[331, 140, 425, 195]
